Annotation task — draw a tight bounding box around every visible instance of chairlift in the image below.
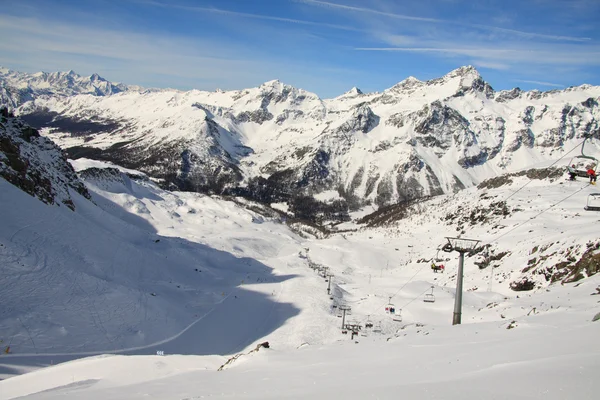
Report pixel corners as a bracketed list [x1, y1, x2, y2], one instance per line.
[428, 247, 446, 273]
[385, 297, 396, 314]
[392, 310, 402, 322]
[431, 262, 445, 273]
[434, 247, 445, 262]
[567, 136, 598, 180]
[584, 193, 600, 211]
[423, 286, 435, 303]
[365, 315, 373, 329]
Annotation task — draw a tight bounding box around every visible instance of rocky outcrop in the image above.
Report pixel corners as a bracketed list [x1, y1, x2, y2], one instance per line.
[0, 108, 90, 209]
[337, 103, 379, 135]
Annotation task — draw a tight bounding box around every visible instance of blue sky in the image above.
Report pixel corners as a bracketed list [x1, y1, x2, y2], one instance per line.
[1, 0, 599, 98]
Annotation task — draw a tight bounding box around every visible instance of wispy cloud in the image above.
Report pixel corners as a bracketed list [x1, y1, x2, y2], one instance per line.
[353, 45, 600, 68]
[297, 0, 592, 42]
[515, 80, 564, 88]
[0, 14, 356, 96]
[135, 0, 361, 32]
[295, 0, 441, 23]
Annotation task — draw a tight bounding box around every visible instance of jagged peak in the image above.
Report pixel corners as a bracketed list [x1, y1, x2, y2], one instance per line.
[444, 65, 480, 79]
[89, 73, 106, 82]
[260, 79, 288, 90]
[337, 86, 363, 99]
[404, 76, 421, 83]
[387, 75, 424, 92]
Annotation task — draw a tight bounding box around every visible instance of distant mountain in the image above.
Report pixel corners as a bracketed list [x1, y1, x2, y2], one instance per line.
[0, 67, 148, 109]
[1, 65, 599, 220]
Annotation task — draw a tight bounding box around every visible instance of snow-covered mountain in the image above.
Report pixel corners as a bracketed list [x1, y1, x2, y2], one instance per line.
[2, 66, 599, 217]
[0, 67, 146, 110]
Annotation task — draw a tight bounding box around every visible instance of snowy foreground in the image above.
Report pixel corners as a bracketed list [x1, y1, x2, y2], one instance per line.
[1, 159, 599, 399]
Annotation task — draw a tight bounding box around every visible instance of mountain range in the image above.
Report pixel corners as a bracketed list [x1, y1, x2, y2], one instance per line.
[1, 66, 599, 220]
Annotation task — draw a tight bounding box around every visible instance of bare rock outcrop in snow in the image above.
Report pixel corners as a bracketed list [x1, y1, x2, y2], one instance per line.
[0, 108, 90, 209]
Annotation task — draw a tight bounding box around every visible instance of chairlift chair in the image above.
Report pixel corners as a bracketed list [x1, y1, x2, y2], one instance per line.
[385, 297, 396, 314]
[423, 286, 435, 303]
[584, 193, 600, 211]
[567, 136, 598, 180]
[431, 262, 445, 273]
[373, 324, 382, 333]
[392, 310, 402, 322]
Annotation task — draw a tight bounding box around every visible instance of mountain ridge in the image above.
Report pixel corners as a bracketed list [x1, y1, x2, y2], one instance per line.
[1, 66, 599, 220]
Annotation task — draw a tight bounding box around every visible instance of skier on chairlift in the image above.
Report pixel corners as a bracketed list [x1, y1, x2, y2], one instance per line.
[588, 167, 597, 184]
[568, 164, 577, 181]
[431, 262, 445, 273]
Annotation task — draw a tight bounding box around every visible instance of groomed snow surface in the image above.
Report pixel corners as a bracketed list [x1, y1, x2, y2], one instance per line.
[1, 159, 599, 399]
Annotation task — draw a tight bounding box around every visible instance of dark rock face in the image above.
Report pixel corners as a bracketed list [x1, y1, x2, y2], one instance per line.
[414, 101, 467, 150]
[19, 109, 122, 136]
[337, 103, 379, 135]
[0, 108, 90, 209]
[495, 88, 522, 103]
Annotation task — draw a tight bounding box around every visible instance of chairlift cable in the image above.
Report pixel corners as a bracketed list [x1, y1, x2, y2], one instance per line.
[351, 141, 593, 329]
[504, 138, 588, 203]
[481, 183, 591, 246]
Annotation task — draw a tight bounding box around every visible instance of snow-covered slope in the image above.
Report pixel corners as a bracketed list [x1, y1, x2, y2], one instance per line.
[1, 157, 599, 397]
[1, 89, 600, 398]
[3, 66, 599, 213]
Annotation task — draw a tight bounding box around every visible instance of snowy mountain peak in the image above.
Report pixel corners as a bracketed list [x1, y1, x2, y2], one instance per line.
[445, 65, 480, 79]
[337, 86, 364, 99]
[89, 72, 105, 82]
[389, 76, 424, 92]
[433, 65, 494, 97]
[260, 79, 285, 90]
[0, 68, 140, 109]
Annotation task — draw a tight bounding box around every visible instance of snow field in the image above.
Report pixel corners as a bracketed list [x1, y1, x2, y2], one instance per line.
[1, 159, 599, 398]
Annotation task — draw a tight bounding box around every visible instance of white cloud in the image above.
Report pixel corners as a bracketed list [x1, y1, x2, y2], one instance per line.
[295, 0, 440, 23]
[297, 0, 592, 42]
[0, 14, 357, 96]
[353, 46, 600, 67]
[515, 80, 564, 88]
[135, 0, 362, 32]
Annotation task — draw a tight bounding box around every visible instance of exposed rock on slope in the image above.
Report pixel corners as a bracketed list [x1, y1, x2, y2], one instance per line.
[0, 108, 90, 209]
